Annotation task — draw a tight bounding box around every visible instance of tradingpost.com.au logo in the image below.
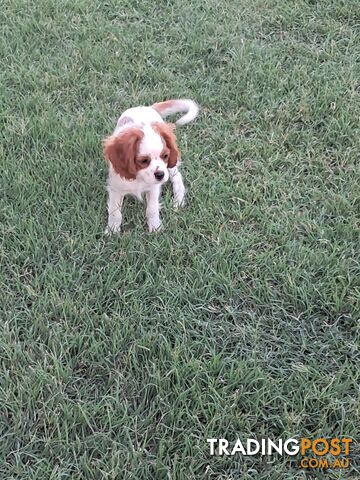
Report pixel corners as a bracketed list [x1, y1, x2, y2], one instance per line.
[207, 437, 353, 470]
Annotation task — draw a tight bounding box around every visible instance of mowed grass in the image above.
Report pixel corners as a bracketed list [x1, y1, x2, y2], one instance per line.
[1, 0, 359, 478]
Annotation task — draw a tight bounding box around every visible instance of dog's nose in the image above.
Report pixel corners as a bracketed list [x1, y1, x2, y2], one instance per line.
[154, 170, 165, 181]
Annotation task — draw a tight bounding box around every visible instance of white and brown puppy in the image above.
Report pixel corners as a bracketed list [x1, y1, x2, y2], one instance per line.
[103, 99, 198, 233]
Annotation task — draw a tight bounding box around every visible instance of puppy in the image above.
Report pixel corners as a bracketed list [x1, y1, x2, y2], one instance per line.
[103, 99, 199, 233]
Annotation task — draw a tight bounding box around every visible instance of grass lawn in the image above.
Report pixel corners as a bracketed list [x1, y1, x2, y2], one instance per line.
[1, 0, 359, 478]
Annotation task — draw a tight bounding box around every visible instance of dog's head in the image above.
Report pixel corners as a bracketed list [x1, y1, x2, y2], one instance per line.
[103, 123, 179, 185]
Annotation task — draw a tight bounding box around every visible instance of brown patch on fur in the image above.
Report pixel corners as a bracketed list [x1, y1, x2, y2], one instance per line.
[152, 100, 176, 113]
[136, 155, 151, 168]
[160, 146, 170, 165]
[152, 122, 179, 168]
[103, 128, 144, 179]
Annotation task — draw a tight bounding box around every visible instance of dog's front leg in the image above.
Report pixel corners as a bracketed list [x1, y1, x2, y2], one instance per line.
[168, 166, 186, 208]
[106, 188, 124, 234]
[146, 186, 162, 232]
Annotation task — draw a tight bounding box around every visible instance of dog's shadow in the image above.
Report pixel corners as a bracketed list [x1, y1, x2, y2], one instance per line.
[117, 184, 177, 231]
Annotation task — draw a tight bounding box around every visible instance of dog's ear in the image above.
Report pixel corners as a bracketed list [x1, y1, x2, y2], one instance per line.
[103, 128, 143, 179]
[153, 122, 179, 168]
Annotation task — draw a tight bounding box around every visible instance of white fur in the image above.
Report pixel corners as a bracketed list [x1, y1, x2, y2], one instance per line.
[115, 107, 163, 133]
[154, 99, 199, 126]
[168, 166, 186, 208]
[106, 99, 198, 233]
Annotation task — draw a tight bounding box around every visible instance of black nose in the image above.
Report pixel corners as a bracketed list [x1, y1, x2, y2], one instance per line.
[154, 170, 165, 181]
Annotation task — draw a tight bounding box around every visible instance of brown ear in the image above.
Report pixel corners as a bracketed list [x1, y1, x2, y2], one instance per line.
[153, 122, 179, 168]
[103, 128, 143, 179]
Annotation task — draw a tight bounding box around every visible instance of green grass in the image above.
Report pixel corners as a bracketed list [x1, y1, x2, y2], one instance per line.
[1, 0, 360, 478]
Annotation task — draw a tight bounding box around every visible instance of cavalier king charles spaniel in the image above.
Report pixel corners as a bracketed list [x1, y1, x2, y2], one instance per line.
[103, 98, 199, 233]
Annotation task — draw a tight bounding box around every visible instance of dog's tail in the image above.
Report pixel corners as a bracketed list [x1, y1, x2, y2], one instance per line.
[152, 99, 199, 126]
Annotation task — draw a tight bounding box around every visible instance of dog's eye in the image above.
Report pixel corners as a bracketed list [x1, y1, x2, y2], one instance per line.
[163, 154, 169, 161]
[140, 158, 149, 165]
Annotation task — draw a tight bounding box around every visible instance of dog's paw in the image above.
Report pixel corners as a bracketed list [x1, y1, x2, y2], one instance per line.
[173, 196, 186, 209]
[148, 220, 163, 233]
[105, 223, 121, 235]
